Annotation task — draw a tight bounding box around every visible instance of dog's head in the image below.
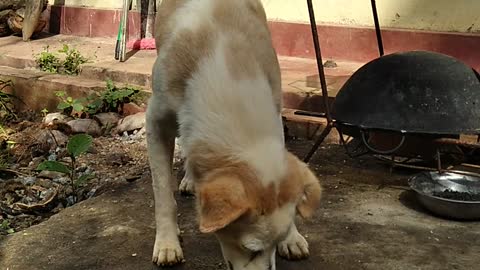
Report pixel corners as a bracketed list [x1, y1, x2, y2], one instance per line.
[195, 151, 322, 270]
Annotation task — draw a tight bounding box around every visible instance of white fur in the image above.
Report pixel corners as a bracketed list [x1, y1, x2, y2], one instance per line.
[179, 34, 286, 186]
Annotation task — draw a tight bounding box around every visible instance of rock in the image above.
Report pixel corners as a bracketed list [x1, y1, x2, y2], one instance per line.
[122, 103, 145, 116]
[37, 130, 69, 149]
[67, 119, 102, 137]
[115, 112, 146, 134]
[93, 112, 121, 127]
[38, 170, 65, 179]
[43, 113, 69, 125]
[87, 188, 97, 198]
[106, 153, 132, 166]
[36, 178, 54, 188]
[323, 60, 338, 68]
[28, 156, 46, 170]
[53, 177, 70, 185]
[18, 176, 36, 186]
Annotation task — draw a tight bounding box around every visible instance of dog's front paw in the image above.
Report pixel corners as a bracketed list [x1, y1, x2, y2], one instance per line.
[179, 176, 195, 195]
[277, 229, 309, 260]
[152, 237, 185, 266]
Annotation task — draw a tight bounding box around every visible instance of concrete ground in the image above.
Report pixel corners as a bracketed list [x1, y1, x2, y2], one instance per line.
[1, 140, 479, 270]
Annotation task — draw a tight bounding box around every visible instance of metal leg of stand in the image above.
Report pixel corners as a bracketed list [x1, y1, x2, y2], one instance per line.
[370, 0, 384, 56]
[303, 0, 333, 163]
[304, 123, 333, 162]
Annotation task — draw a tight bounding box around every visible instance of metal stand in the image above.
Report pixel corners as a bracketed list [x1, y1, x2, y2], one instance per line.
[303, 0, 385, 162]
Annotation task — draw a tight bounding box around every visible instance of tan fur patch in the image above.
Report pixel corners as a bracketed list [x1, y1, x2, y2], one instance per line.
[212, 0, 282, 112]
[154, 0, 185, 52]
[192, 143, 321, 228]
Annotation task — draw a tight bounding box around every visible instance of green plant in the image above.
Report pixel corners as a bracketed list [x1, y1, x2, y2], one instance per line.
[35, 44, 89, 75]
[0, 219, 14, 234]
[86, 79, 140, 114]
[35, 46, 62, 73]
[58, 44, 89, 75]
[55, 91, 86, 116]
[37, 134, 94, 202]
[41, 108, 49, 117]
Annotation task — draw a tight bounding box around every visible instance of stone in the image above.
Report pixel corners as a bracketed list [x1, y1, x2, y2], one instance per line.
[37, 130, 69, 149]
[67, 119, 102, 137]
[38, 170, 65, 179]
[28, 156, 46, 170]
[93, 112, 121, 127]
[43, 113, 69, 125]
[122, 103, 145, 116]
[115, 112, 145, 134]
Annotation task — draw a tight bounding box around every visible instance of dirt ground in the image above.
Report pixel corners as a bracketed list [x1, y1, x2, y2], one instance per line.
[1, 133, 479, 270]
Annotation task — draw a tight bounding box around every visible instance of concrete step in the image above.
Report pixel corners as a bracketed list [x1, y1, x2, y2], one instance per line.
[0, 35, 362, 123]
[0, 65, 106, 111]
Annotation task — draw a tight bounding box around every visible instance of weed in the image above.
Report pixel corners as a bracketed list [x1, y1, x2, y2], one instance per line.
[58, 44, 89, 75]
[85, 79, 140, 115]
[55, 91, 86, 117]
[35, 44, 89, 75]
[41, 108, 49, 117]
[0, 219, 14, 234]
[37, 134, 94, 203]
[35, 46, 62, 73]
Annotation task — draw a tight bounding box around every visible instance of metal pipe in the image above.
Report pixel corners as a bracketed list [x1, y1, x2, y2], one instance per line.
[306, 0, 332, 123]
[370, 0, 384, 56]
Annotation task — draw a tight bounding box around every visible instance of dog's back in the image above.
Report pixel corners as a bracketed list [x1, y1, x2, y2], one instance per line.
[153, 0, 283, 166]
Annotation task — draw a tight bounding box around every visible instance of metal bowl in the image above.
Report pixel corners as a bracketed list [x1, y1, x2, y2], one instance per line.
[408, 171, 480, 220]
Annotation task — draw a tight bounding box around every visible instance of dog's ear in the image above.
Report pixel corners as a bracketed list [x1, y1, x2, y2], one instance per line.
[197, 174, 251, 233]
[296, 164, 322, 218]
[283, 152, 322, 219]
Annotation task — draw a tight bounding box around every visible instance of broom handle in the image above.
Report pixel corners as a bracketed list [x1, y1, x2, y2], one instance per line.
[119, 0, 130, 62]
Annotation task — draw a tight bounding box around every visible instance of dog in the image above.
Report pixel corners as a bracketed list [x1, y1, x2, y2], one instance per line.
[146, 0, 322, 269]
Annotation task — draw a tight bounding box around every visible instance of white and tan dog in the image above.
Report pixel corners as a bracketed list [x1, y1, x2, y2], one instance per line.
[146, 0, 322, 269]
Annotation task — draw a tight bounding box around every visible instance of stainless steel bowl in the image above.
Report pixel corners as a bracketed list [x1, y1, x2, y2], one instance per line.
[408, 171, 480, 220]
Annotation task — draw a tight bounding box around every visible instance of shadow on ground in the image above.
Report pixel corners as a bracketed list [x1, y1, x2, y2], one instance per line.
[1, 141, 480, 270]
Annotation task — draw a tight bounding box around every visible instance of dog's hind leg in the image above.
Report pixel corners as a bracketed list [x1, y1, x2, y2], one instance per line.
[146, 95, 184, 266]
[179, 160, 195, 195]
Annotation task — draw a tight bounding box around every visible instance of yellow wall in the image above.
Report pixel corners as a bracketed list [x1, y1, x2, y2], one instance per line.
[52, 0, 480, 33]
[260, 0, 479, 33]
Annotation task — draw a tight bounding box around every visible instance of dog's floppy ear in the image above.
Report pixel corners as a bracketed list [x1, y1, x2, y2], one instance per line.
[197, 174, 251, 233]
[296, 164, 322, 218]
[284, 152, 322, 219]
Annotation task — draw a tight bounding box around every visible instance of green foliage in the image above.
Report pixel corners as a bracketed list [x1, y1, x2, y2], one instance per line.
[0, 219, 14, 234]
[55, 91, 86, 116]
[67, 133, 93, 158]
[35, 44, 89, 75]
[58, 44, 89, 75]
[37, 160, 70, 174]
[36, 134, 94, 203]
[86, 79, 140, 115]
[35, 46, 61, 73]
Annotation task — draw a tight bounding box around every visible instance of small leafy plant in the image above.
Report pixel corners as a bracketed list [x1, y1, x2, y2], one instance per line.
[85, 79, 140, 115]
[58, 44, 89, 75]
[35, 44, 89, 75]
[55, 91, 86, 116]
[35, 45, 61, 73]
[0, 219, 14, 234]
[37, 134, 94, 203]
